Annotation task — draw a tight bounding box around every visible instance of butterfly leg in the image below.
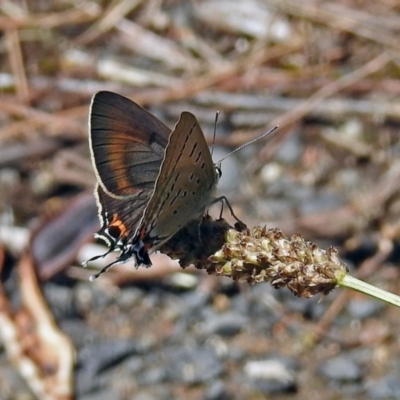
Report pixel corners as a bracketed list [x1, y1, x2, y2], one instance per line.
[196, 211, 210, 244]
[217, 200, 224, 219]
[210, 196, 247, 230]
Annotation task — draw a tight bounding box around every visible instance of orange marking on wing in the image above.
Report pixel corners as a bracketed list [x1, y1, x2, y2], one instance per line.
[138, 225, 153, 251]
[138, 225, 147, 240]
[109, 214, 129, 238]
[107, 142, 133, 192]
[138, 225, 153, 250]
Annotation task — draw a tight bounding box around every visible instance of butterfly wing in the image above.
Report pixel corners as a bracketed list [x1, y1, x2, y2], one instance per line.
[136, 111, 219, 249]
[89, 91, 170, 198]
[89, 91, 170, 250]
[94, 184, 152, 247]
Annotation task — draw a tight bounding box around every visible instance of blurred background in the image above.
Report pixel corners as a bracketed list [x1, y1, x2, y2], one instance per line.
[1, 0, 400, 399]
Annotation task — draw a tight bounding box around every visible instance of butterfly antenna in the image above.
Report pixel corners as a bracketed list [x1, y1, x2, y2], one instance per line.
[217, 125, 279, 165]
[211, 111, 219, 157]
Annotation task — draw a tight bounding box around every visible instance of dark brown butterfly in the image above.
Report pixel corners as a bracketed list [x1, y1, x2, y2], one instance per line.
[85, 91, 220, 279]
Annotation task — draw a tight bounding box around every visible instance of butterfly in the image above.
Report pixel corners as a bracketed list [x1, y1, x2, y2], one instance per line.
[85, 91, 220, 279]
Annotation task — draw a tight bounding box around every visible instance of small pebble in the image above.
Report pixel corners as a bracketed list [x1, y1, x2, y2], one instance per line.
[318, 356, 362, 382]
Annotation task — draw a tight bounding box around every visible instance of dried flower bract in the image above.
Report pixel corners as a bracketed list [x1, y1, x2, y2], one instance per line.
[160, 216, 349, 298]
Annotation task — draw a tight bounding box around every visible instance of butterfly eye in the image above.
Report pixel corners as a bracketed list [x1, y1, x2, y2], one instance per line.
[215, 165, 222, 179]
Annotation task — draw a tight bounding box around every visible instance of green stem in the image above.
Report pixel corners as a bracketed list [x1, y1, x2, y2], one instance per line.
[338, 274, 400, 307]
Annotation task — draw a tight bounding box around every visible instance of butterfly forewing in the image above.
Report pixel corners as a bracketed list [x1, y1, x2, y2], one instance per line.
[138, 112, 218, 246]
[89, 91, 170, 198]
